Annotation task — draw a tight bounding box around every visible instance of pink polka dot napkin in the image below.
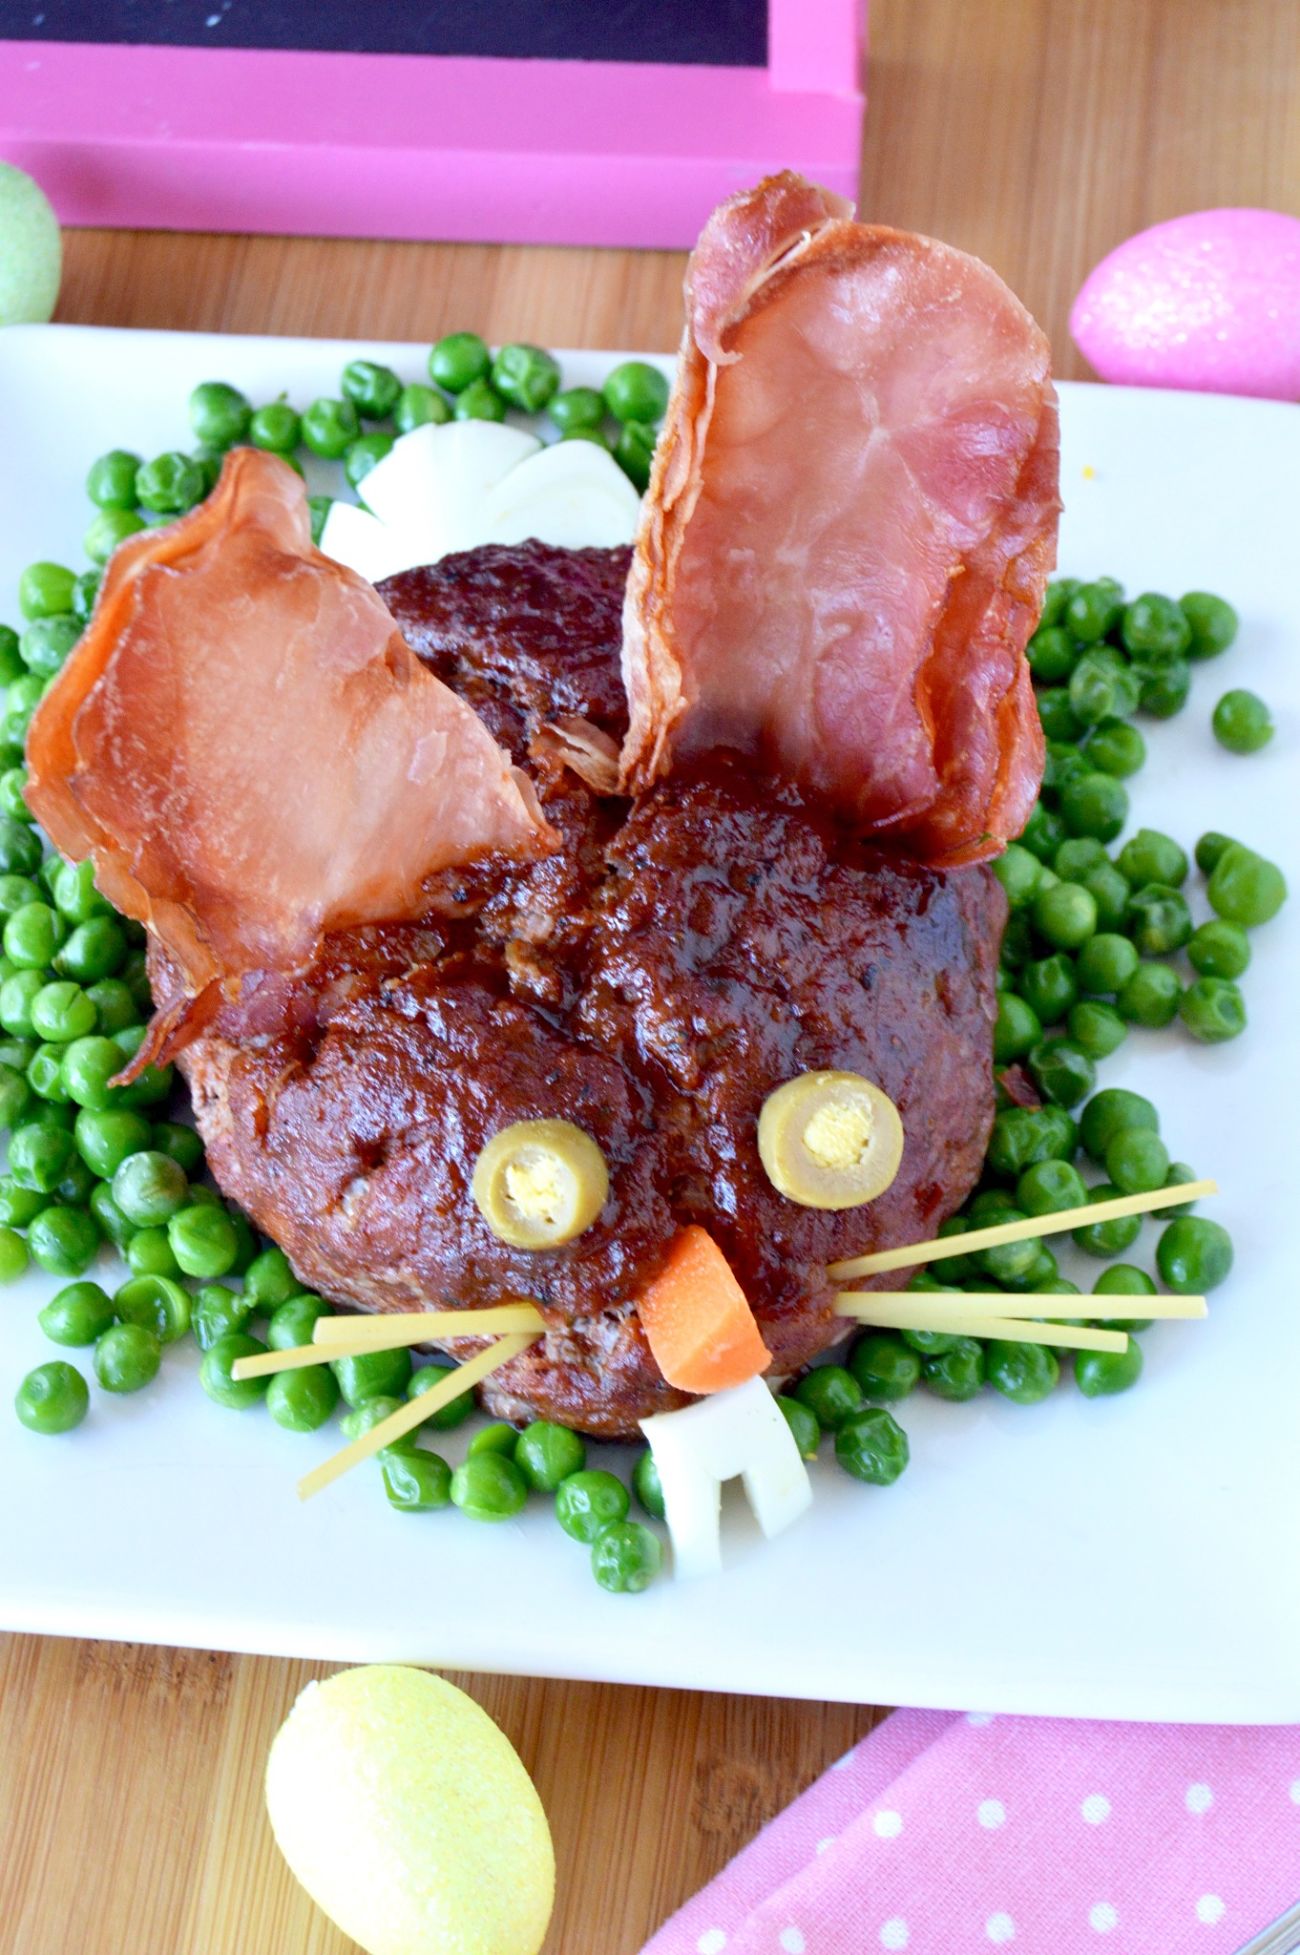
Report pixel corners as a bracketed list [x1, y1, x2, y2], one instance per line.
[640, 1711, 1300, 1955]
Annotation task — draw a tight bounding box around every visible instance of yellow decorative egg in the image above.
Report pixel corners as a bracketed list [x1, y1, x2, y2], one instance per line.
[265, 1664, 554, 1955]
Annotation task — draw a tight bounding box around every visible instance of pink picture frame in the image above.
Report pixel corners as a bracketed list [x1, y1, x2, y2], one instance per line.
[0, 2, 865, 248]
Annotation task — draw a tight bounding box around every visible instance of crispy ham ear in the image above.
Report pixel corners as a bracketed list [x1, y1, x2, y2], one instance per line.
[26, 449, 555, 1056]
[619, 172, 1058, 864]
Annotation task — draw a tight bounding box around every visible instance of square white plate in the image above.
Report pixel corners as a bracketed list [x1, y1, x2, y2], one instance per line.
[1, 326, 1298, 1722]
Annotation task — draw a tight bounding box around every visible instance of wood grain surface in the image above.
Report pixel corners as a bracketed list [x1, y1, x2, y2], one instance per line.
[3, 2, 1297, 1950]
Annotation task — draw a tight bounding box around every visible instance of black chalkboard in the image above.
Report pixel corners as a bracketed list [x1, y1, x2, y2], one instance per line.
[1, 0, 768, 66]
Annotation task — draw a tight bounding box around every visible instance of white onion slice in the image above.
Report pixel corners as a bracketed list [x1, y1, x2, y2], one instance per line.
[476, 440, 641, 551]
[358, 421, 541, 558]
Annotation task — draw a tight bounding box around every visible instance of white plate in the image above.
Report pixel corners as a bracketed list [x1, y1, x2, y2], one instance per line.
[1, 326, 1298, 1722]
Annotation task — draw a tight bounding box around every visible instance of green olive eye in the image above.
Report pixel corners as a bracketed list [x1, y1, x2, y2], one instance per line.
[471, 1118, 609, 1248]
[757, 1071, 903, 1210]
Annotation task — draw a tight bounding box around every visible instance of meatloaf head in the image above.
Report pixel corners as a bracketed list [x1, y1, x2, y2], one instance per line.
[175, 542, 1006, 1437]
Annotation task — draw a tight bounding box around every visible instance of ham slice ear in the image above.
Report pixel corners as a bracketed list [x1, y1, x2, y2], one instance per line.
[26, 449, 555, 1055]
[619, 171, 1058, 864]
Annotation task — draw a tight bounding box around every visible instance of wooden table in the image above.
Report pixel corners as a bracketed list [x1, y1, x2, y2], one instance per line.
[3, 3, 1297, 1949]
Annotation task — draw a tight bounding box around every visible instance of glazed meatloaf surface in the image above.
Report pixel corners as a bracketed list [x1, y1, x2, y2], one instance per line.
[176, 542, 1007, 1437]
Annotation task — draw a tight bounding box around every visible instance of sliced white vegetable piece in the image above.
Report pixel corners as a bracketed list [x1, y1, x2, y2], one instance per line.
[316, 501, 429, 585]
[639, 1375, 813, 1581]
[476, 440, 641, 550]
[358, 421, 542, 558]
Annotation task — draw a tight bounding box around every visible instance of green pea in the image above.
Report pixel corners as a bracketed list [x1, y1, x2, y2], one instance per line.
[37, 1279, 113, 1347]
[1104, 1127, 1169, 1194]
[792, 1364, 863, 1431]
[0, 1056, 29, 1127]
[301, 396, 361, 459]
[1064, 579, 1124, 643]
[451, 1451, 528, 1522]
[192, 1284, 254, 1352]
[29, 980, 95, 1045]
[468, 1421, 519, 1459]
[1179, 977, 1246, 1044]
[1032, 880, 1098, 952]
[1086, 718, 1146, 778]
[70, 569, 102, 622]
[84, 507, 147, 564]
[60, 1036, 125, 1111]
[248, 401, 302, 454]
[18, 561, 77, 621]
[95, 1321, 161, 1393]
[337, 358, 401, 420]
[1016, 1157, 1087, 1216]
[968, 1189, 1021, 1225]
[993, 842, 1043, 909]
[407, 1360, 476, 1430]
[1076, 1337, 1144, 1397]
[307, 495, 332, 546]
[267, 1293, 331, 1350]
[1187, 920, 1249, 981]
[1211, 688, 1272, 755]
[848, 1331, 920, 1403]
[135, 452, 204, 515]
[15, 1358, 89, 1433]
[1179, 591, 1238, 660]
[1019, 953, 1078, 1025]
[267, 1363, 340, 1434]
[1019, 803, 1067, 862]
[189, 446, 224, 496]
[1072, 1183, 1141, 1259]
[19, 614, 79, 678]
[0, 626, 20, 688]
[345, 431, 395, 492]
[0, 874, 40, 921]
[548, 385, 605, 436]
[188, 380, 251, 447]
[1158, 1216, 1233, 1292]
[986, 1339, 1059, 1404]
[200, 1332, 269, 1408]
[428, 332, 491, 394]
[453, 378, 507, 423]
[555, 1467, 629, 1543]
[4, 901, 64, 969]
[613, 420, 657, 492]
[1162, 1164, 1200, 1217]
[112, 1150, 188, 1228]
[489, 342, 561, 414]
[591, 1519, 662, 1593]
[86, 447, 143, 510]
[167, 1202, 239, 1278]
[382, 1447, 452, 1511]
[8, 1119, 74, 1191]
[79, 983, 131, 1042]
[602, 360, 669, 425]
[1037, 688, 1083, 744]
[28, 1042, 73, 1104]
[1080, 1088, 1159, 1163]
[1134, 656, 1191, 719]
[49, 861, 105, 926]
[0, 766, 32, 824]
[339, 1395, 406, 1443]
[1027, 1037, 1095, 1108]
[775, 1395, 820, 1461]
[331, 1344, 412, 1407]
[920, 1337, 984, 1400]
[1126, 883, 1192, 957]
[114, 1273, 190, 1344]
[834, 1405, 910, 1485]
[88, 1180, 134, 1249]
[1116, 829, 1188, 890]
[1206, 842, 1286, 926]
[55, 917, 126, 984]
[1121, 592, 1191, 660]
[986, 1104, 1078, 1179]
[243, 1245, 297, 1313]
[28, 1203, 98, 1276]
[1059, 771, 1128, 843]
[1026, 624, 1077, 683]
[1068, 649, 1140, 727]
[1040, 579, 1078, 627]
[975, 1214, 1043, 1287]
[993, 992, 1041, 1064]
[515, 1420, 586, 1492]
[394, 383, 451, 434]
[1091, 1263, 1156, 1332]
[1067, 998, 1127, 1060]
[1117, 961, 1182, 1028]
[0, 1176, 44, 1227]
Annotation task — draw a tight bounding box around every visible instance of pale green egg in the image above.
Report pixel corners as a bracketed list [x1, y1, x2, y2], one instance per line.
[265, 1664, 554, 1955]
[0, 163, 62, 326]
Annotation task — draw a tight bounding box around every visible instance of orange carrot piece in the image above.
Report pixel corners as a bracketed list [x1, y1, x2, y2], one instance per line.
[637, 1226, 772, 1395]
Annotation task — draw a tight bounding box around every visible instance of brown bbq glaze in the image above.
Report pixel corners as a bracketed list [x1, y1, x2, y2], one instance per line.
[174, 542, 1006, 1437]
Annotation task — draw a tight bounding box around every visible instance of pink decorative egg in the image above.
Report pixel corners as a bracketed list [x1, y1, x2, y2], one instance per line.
[1071, 208, 1300, 399]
